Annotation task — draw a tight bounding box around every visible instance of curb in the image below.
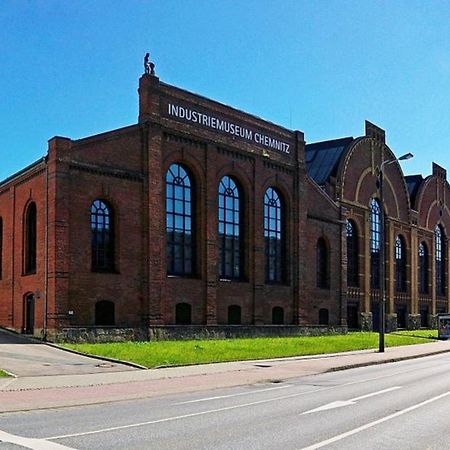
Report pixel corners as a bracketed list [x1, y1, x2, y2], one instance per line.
[46, 342, 148, 370]
[326, 347, 450, 373]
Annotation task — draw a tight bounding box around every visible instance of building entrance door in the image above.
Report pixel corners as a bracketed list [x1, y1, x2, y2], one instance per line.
[24, 294, 35, 334]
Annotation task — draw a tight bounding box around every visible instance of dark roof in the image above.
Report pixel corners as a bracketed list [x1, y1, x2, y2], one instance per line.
[0, 157, 46, 188]
[305, 137, 354, 186]
[405, 174, 424, 208]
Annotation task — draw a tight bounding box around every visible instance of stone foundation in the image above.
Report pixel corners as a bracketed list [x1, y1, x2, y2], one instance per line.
[48, 325, 348, 343]
[385, 314, 398, 332]
[360, 313, 372, 331]
[428, 314, 439, 329]
[407, 314, 421, 330]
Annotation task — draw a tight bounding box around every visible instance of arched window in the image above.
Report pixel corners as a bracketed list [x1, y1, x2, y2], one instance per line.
[95, 300, 115, 326]
[316, 238, 328, 288]
[91, 200, 114, 272]
[228, 305, 241, 325]
[419, 242, 429, 295]
[395, 235, 407, 292]
[435, 225, 446, 296]
[24, 202, 37, 274]
[175, 303, 192, 325]
[319, 308, 329, 325]
[166, 164, 193, 276]
[264, 188, 284, 283]
[219, 176, 242, 279]
[370, 198, 381, 289]
[0, 217, 3, 279]
[272, 306, 284, 325]
[346, 220, 359, 287]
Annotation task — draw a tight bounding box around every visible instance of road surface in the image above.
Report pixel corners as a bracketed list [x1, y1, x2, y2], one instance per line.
[1, 352, 450, 449]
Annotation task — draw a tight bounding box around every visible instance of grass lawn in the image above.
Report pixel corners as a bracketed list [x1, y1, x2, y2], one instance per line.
[62, 330, 438, 369]
[0, 370, 10, 377]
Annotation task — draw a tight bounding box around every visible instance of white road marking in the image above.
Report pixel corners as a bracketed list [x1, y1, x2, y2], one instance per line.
[0, 430, 75, 450]
[300, 390, 450, 450]
[301, 386, 402, 414]
[44, 364, 435, 441]
[175, 384, 293, 404]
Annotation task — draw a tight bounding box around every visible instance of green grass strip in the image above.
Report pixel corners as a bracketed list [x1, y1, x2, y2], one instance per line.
[0, 369, 11, 377]
[62, 330, 438, 369]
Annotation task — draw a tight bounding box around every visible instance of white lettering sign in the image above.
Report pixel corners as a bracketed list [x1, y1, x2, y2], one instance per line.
[167, 103, 290, 155]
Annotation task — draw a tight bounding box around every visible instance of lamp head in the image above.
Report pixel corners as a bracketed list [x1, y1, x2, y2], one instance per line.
[398, 152, 414, 161]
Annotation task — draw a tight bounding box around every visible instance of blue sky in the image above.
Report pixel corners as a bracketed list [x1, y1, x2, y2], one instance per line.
[1, 0, 450, 181]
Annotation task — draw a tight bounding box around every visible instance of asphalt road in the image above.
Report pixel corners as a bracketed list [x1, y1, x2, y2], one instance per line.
[2, 352, 450, 449]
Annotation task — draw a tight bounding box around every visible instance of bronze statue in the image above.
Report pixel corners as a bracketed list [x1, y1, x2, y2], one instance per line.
[144, 53, 151, 74]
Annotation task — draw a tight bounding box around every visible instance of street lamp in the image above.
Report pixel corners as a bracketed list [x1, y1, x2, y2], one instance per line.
[378, 152, 413, 353]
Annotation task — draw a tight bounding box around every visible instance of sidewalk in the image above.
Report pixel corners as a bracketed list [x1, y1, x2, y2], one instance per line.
[1, 340, 449, 413]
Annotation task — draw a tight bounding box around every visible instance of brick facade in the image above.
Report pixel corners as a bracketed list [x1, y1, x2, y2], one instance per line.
[0, 71, 447, 340]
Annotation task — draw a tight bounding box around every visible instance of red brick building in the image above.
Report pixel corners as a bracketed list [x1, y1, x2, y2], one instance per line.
[0, 69, 448, 340]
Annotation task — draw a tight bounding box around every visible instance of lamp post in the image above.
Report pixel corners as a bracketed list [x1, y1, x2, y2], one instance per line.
[378, 152, 413, 353]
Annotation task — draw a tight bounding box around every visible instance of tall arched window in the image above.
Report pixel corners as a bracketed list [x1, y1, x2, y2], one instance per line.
[419, 242, 429, 295]
[346, 220, 359, 287]
[395, 235, 407, 292]
[166, 164, 193, 276]
[264, 187, 284, 283]
[218, 176, 242, 279]
[316, 238, 328, 288]
[0, 217, 3, 280]
[91, 200, 114, 272]
[24, 202, 37, 274]
[370, 198, 381, 289]
[435, 225, 446, 296]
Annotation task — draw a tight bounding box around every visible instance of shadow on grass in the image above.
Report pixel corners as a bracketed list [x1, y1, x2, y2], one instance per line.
[390, 332, 439, 340]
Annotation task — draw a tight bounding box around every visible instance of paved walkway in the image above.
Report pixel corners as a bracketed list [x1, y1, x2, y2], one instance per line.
[0, 328, 138, 377]
[1, 330, 450, 413]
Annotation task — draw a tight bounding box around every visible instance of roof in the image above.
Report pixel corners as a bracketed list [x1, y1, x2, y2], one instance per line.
[0, 157, 46, 189]
[305, 137, 354, 186]
[405, 174, 424, 208]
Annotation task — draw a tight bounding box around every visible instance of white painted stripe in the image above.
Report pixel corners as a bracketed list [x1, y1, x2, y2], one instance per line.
[0, 430, 74, 450]
[350, 386, 401, 402]
[175, 384, 293, 404]
[299, 391, 450, 450]
[45, 365, 433, 441]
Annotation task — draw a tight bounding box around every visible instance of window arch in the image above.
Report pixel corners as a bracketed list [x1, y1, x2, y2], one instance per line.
[218, 176, 242, 279]
[319, 308, 329, 325]
[316, 238, 328, 288]
[264, 187, 284, 283]
[419, 242, 429, 295]
[370, 198, 381, 289]
[91, 200, 114, 271]
[175, 303, 192, 325]
[395, 235, 407, 292]
[24, 202, 37, 274]
[166, 164, 194, 276]
[346, 220, 359, 287]
[228, 305, 241, 325]
[435, 225, 446, 296]
[272, 306, 284, 325]
[95, 300, 115, 326]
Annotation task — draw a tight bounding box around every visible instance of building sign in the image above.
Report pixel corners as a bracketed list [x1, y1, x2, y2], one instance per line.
[166, 102, 291, 155]
[438, 314, 450, 340]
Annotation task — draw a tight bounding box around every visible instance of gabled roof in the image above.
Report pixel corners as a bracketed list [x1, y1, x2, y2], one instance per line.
[305, 137, 354, 186]
[405, 174, 424, 209]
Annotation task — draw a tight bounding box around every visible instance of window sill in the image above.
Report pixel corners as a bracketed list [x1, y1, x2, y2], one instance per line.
[91, 269, 120, 274]
[167, 274, 199, 279]
[22, 271, 36, 277]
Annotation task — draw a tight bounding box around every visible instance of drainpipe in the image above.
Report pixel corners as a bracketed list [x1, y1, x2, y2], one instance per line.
[43, 156, 48, 341]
